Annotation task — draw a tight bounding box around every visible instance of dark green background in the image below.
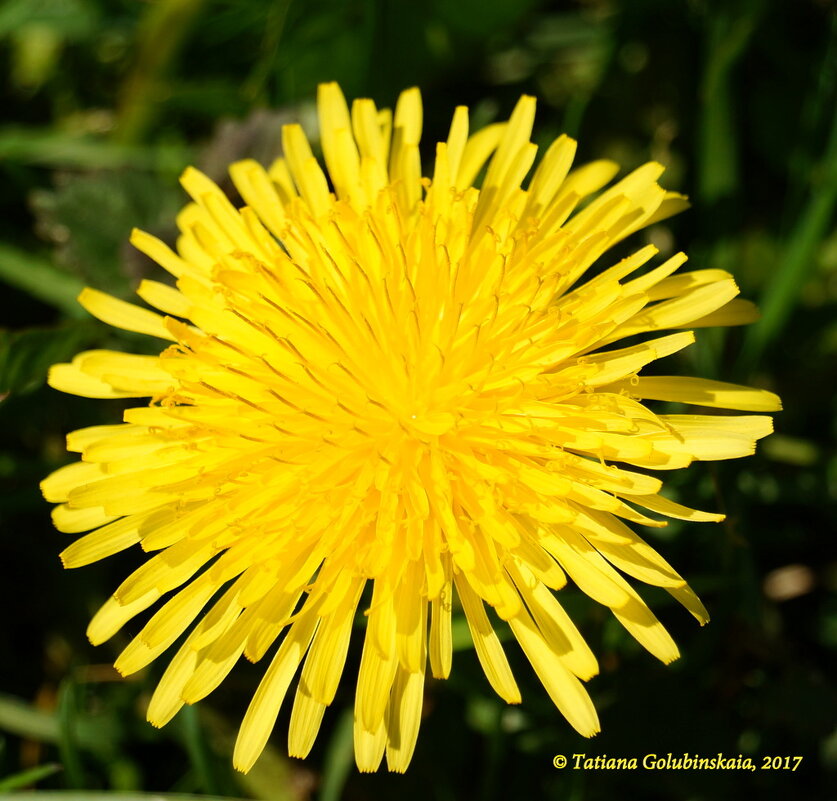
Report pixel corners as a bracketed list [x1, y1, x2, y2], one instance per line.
[0, 0, 835, 799]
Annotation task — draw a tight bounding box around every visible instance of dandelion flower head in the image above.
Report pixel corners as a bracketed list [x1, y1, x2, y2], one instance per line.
[42, 83, 781, 773]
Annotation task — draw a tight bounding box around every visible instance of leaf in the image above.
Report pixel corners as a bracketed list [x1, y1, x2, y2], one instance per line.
[698, 3, 764, 204]
[198, 707, 304, 801]
[438, 0, 557, 41]
[56, 679, 85, 789]
[0, 763, 63, 792]
[0, 0, 99, 40]
[318, 709, 353, 801]
[0, 693, 112, 754]
[30, 171, 183, 298]
[0, 322, 98, 396]
[177, 705, 223, 796]
[0, 243, 85, 316]
[0, 127, 191, 170]
[740, 101, 837, 370]
[11, 24, 63, 91]
[0, 794, 253, 801]
[0, 694, 58, 743]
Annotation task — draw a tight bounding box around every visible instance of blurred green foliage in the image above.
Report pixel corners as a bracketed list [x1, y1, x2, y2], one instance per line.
[0, 0, 835, 800]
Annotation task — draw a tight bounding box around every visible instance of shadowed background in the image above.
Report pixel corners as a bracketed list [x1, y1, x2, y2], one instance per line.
[0, 0, 835, 799]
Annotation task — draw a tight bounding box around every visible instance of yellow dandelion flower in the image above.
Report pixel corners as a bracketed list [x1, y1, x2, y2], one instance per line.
[42, 82, 781, 774]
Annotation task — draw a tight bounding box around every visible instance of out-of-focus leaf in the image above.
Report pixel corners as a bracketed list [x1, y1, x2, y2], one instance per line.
[0, 128, 191, 170]
[271, 7, 377, 101]
[199, 707, 307, 801]
[526, 10, 609, 50]
[0, 762, 62, 792]
[0, 0, 98, 40]
[740, 102, 837, 370]
[698, 2, 763, 204]
[0, 694, 120, 761]
[433, 0, 538, 39]
[147, 80, 253, 119]
[1, 0, 101, 91]
[177, 705, 221, 796]
[450, 616, 472, 651]
[31, 171, 182, 297]
[318, 709, 353, 801]
[237, 737, 313, 801]
[0, 794, 253, 800]
[114, 0, 208, 144]
[521, 11, 612, 132]
[761, 435, 819, 467]
[0, 322, 96, 396]
[11, 25, 63, 91]
[0, 244, 85, 316]
[0, 694, 57, 744]
[56, 679, 85, 789]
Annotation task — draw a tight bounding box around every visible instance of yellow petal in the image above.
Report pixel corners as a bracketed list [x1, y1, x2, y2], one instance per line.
[454, 575, 521, 704]
[621, 377, 782, 412]
[87, 591, 159, 645]
[41, 461, 106, 503]
[288, 685, 327, 759]
[136, 279, 192, 318]
[355, 584, 398, 732]
[508, 609, 599, 737]
[299, 577, 364, 704]
[77, 288, 176, 340]
[619, 492, 724, 523]
[51, 503, 117, 534]
[130, 228, 198, 279]
[60, 516, 143, 568]
[354, 714, 387, 773]
[507, 560, 597, 680]
[429, 583, 452, 680]
[48, 363, 137, 399]
[385, 665, 425, 773]
[233, 613, 318, 774]
[281, 124, 332, 217]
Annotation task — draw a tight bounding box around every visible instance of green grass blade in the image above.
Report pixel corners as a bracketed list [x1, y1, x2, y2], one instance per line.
[0, 763, 63, 792]
[0, 695, 59, 743]
[178, 705, 221, 796]
[0, 243, 85, 316]
[0, 128, 190, 170]
[0, 322, 98, 395]
[740, 101, 837, 371]
[114, 0, 207, 144]
[0, 694, 110, 755]
[697, 2, 763, 204]
[0, 794, 253, 800]
[318, 708, 353, 801]
[55, 680, 85, 789]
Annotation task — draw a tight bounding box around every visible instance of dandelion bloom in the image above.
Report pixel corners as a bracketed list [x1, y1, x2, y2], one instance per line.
[42, 83, 780, 773]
